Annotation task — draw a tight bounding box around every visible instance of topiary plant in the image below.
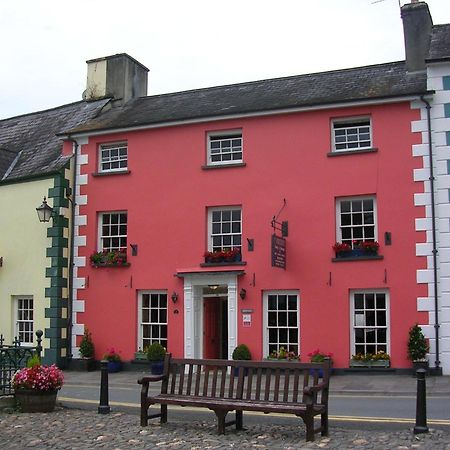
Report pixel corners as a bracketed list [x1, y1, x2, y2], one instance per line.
[79, 328, 95, 358]
[407, 323, 429, 361]
[232, 344, 252, 360]
[147, 342, 166, 361]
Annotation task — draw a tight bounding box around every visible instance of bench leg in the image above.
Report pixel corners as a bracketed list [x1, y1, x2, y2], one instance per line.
[302, 415, 315, 442]
[321, 412, 328, 436]
[161, 404, 168, 424]
[213, 409, 228, 434]
[140, 401, 149, 427]
[235, 410, 243, 430]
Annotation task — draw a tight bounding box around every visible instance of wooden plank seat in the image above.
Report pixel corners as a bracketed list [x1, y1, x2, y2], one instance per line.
[138, 354, 331, 442]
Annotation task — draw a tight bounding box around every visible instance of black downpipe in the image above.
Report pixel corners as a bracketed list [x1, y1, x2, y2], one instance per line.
[420, 95, 441, 373]
[65, 136, 79, 365]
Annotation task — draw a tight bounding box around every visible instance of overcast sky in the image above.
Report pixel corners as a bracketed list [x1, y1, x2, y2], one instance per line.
[1, 0, 449, 120]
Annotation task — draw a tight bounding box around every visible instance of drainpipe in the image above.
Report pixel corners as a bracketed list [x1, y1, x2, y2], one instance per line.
[420, 95, 441, 374]
[65, 135, 79, 365]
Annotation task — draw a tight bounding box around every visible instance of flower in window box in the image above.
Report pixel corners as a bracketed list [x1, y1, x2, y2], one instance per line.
[204, 248, 241, 264]
[267, 347, 300, 361]
[359, 240, 379, 255]
[90, 249, 127, 267]
[332, 242, 351, 257]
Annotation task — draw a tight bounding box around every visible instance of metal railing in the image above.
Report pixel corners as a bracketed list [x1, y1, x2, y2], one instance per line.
[0, 330, 43, 396]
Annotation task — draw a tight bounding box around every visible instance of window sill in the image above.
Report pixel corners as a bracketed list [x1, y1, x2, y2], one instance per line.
[201, 163, 246, 170]
[200, 261, 247, 267]
[327, 147, 378, 157]
[92, 170, 131, 177]
[91, 263, 131, 268]
[332, 255, 383, 262]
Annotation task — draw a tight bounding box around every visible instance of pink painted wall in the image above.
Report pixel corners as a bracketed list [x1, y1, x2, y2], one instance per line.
[73, 101, 427, 368]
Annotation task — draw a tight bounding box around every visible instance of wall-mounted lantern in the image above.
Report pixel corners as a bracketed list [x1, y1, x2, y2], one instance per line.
[239, 288, 247, 300]
[36, 197, 54, 223]
[171, 292, 178, 303]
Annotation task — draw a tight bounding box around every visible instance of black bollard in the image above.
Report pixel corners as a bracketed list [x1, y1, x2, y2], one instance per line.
[414, 368, 429, 434]
[98, 360, 111, 414]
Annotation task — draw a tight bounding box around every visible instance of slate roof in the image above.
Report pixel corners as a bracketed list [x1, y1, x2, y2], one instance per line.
[427, 24, 450, 62]
[64, 61, 427, 136]
[0, 99, 109, 182]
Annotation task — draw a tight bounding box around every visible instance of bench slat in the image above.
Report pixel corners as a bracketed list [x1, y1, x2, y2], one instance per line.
[186, 364, 193, 396]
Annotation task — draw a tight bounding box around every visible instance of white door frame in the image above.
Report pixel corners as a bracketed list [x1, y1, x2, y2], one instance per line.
[182, 272, 238, 359]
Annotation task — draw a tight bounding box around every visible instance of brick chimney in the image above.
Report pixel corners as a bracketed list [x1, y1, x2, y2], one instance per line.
[401, 1, 433, 72]
[84, 53, 149, 103]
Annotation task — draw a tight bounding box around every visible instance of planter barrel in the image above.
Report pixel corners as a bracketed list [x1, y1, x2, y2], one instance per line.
[15, 389, 58, 413]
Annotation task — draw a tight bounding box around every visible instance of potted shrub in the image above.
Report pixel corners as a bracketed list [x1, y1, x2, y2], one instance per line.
[147, 342, 166, 375]
[232, 344, 251, 376]
[407, 323, 429, 375]
[75, 328, 96, 371]
[103, 347, 122, 373]
[12, 355, 64, 412]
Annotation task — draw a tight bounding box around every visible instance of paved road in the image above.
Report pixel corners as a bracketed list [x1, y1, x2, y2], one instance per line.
[2, 371, 450, 449]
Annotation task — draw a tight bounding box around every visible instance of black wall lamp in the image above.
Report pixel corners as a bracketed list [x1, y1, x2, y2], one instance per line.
[239, 288, 247, 300]
[171, 292, 178, 303]
[36, 197, 55, 222]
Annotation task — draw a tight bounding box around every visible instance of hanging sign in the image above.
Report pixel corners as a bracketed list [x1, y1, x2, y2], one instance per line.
[271, 234, 286, 269]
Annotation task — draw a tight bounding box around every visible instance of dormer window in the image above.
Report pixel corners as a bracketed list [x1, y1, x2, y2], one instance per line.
[99, 142, 128, 173]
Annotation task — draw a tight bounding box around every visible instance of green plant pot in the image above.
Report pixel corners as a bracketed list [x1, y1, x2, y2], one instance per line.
[134, 352, 147, 361]
[349, 360, 390, 368]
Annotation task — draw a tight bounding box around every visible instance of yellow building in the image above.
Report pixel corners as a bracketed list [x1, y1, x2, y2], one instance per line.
[0, 100, 107, 366]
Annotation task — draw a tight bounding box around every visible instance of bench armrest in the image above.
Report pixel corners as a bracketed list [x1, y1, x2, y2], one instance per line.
[138, 375, 165, 385]
[303, 381, 328, 396]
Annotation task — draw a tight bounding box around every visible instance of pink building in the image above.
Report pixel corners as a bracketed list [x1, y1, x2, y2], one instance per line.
[61, 3, 449, 372]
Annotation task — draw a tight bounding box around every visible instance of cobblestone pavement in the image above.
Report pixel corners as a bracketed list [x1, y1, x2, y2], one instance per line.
[1, 406, 450, 449]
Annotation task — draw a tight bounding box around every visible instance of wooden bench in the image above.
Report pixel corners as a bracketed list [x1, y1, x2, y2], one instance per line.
[138, 354, 331, 442]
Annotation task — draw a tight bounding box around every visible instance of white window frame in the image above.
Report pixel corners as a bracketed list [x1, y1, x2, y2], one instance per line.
[332, 117, 372, 152]
[98, 211, 128, 252]
[263, 291, 300, 358]
[207, 206, 242, 252]
[350, 290, 390, 356]
[137, 291, 168, 351]
[336, 196, 377, 248]
[207, 129, 243, 166]
[98, 142, 128, 173]
[14, 296, 34, 346]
